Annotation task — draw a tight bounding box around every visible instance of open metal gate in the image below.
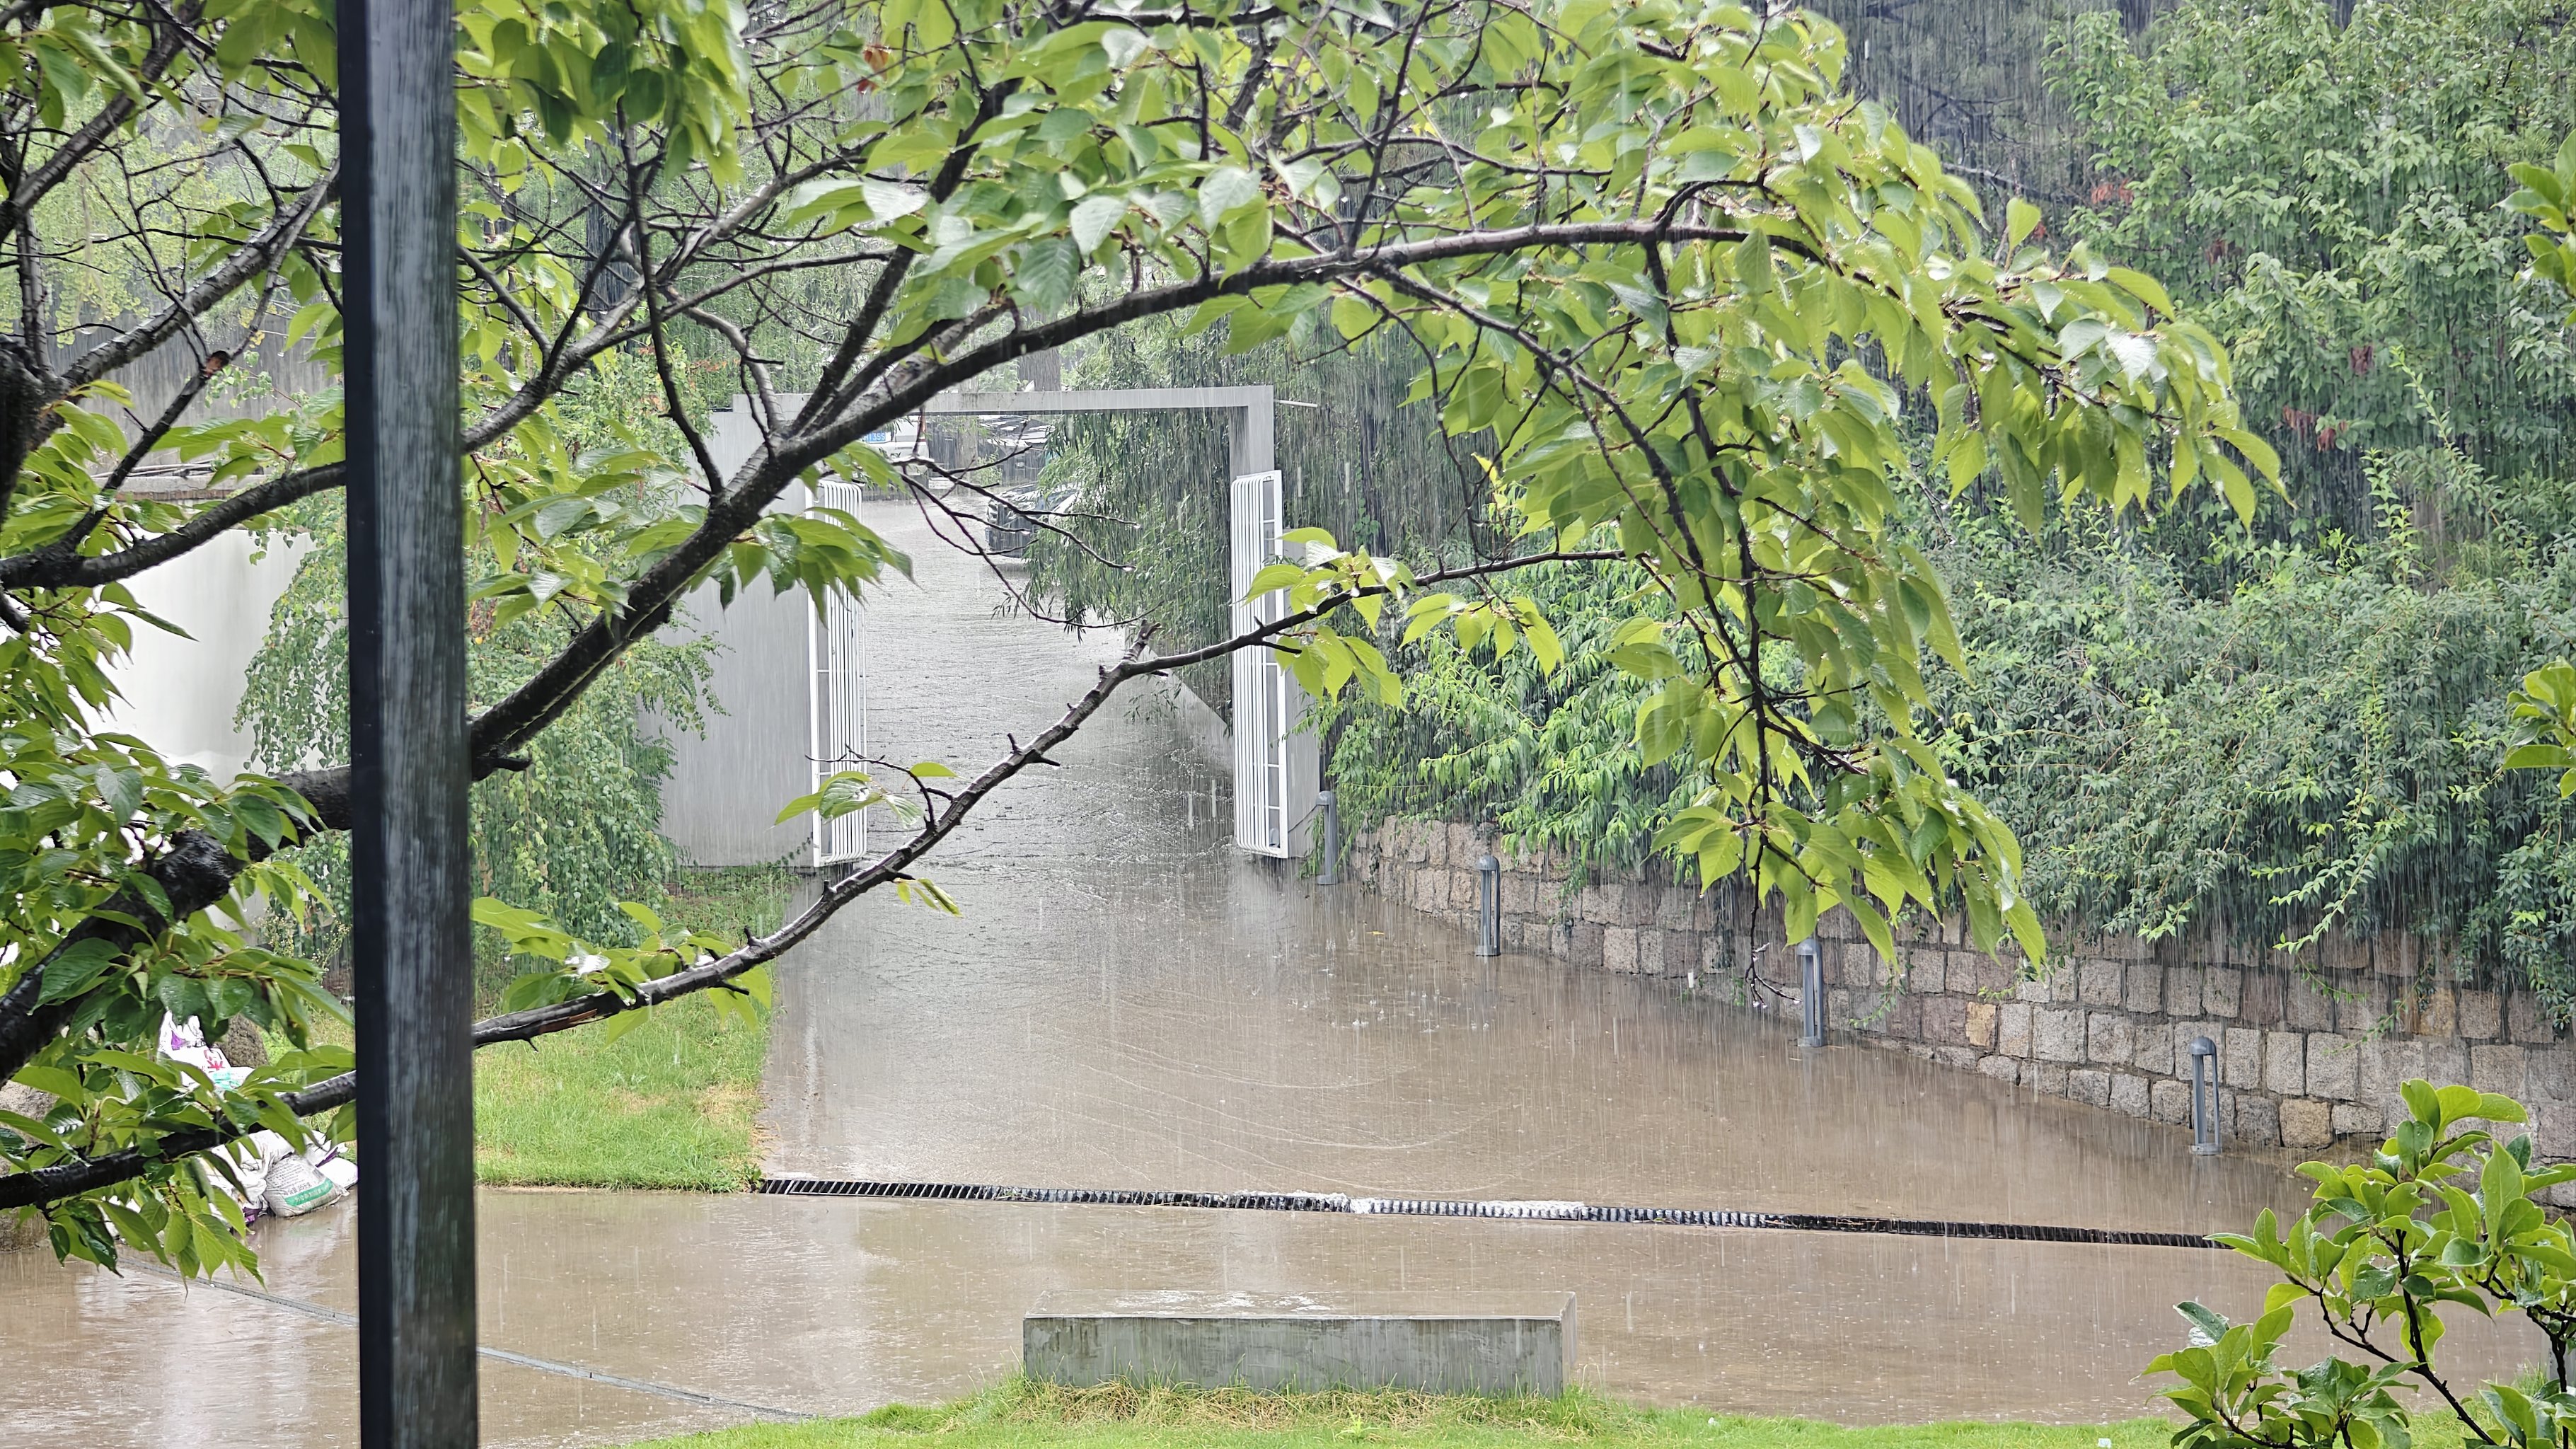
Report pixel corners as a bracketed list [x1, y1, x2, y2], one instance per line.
[809, 480, 867, 866]
[1230, 468, 1293, 856]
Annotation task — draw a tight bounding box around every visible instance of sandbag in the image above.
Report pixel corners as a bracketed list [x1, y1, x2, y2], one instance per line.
[262, 1153, 341, 1218]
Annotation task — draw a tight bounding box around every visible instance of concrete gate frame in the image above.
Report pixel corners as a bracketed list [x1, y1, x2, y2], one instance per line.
[659, 386, 1320, 871]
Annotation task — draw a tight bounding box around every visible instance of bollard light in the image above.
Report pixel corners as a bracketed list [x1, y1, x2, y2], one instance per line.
[1316, 790, 1340, 886]
[1475, 853, 1501, 957]
[1798, 939, 1826, 1047]
[2188, 1036, 2222, 1155]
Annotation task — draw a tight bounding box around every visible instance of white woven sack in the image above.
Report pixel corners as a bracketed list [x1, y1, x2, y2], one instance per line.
[262, 1153, 340, 1218]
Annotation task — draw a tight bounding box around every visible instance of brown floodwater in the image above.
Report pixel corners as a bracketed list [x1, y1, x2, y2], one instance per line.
[1, 500, 2544, 1445]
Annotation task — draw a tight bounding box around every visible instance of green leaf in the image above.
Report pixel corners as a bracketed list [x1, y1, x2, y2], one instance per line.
[2006, 197, 2040, 248]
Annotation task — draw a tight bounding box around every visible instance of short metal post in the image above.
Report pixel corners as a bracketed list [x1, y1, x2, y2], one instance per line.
[1798, 940, 1826, 1047]
[2188, 1036, 2222, 1155]
[1474, 853, 1500, 956]
[1315, 790, 1339, 885]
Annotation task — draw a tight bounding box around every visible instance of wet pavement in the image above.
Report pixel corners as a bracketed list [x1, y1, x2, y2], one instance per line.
[1, 492, 2547, 1444]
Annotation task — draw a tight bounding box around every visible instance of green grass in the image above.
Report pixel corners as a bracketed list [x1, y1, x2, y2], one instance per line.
[470, 866, 794, 1190]
[473, 992, 769, 1189]
[617, 1381, 2185, 1448]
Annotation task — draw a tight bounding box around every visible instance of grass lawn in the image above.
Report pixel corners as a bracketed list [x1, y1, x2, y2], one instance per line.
[618, 1382, 2192, 1449]
[471, 866, 795, 1190]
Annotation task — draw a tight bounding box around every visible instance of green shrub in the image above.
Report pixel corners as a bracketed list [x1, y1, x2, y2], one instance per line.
[2151, 1082, 2576, 1448]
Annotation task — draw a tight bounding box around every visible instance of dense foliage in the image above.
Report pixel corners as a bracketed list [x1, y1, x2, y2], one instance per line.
[2054, 0, 2576, 556]
[1319, 0, 2576, 1008]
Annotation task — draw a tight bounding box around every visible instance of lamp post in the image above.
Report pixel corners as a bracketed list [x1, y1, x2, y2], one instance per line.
[1798, 940, 1826, 1048]
[1315, 790, 1340, 885]
[1475, 854, 1500, 957]
[2188, 1037, 2223, 1155]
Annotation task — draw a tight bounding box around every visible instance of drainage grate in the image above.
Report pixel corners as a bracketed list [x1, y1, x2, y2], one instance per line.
[753, 1177, 2223, 1250]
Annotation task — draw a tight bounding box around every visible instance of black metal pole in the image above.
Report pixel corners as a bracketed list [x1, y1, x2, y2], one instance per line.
[342, 2, 474, 1444]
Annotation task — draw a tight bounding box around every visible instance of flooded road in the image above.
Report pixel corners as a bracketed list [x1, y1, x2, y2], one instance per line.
[2, 493, 2544, 1444]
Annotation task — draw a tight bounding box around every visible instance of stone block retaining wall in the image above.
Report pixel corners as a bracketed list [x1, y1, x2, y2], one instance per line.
[1347, 817, 2576, 1170]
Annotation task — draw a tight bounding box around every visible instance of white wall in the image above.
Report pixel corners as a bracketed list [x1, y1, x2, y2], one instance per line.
[648, 401, 819, 867]
[98, 532, 303, 781]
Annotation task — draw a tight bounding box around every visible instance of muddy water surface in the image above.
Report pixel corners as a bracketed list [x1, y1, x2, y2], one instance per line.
[2, 497, 2536, 1445]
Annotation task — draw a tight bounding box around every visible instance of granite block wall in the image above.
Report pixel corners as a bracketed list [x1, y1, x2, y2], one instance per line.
[1348, 818, 2576, 1170]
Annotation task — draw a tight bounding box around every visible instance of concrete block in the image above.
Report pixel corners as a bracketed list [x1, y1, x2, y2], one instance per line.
[2375, 933, 2419, 978]
[2317, 932, 2372, 973]
[2014, 976, 2053, 1005]
[2164, 967, 2203, 1019]
[1568, 922, 1603, 971]
[2234, 1094, 2281, 1147]
[1501, 874, 1539, 916]
[2031, 1062, 2071, 1096]
[1919, 996, 1969, 1046]
[2124, 962, 2162, 1015]
[2418, 986, 2459, 1039]
[2335, 979, 2393, 1036]
[2069, 1069, 2113, 1109]
[2034, 1007, 2086, 1063]
[2086, 1012, 2135, 1066]
[1024, 1292, 1576, 1395]
[2529, 1048, 2576, 1102]
[1932, 1045, 1983, 1070]
[2331, 1102, 2383, 1141]
[2132, 1021, 2174, 1075]
[1967, 955, 2023, 997]
[1997, 1003, 2034, 1058]
[1905, 947, 1948, 996]
[2079, 959, 2126, 1008]
[2422, 1041, 2471, 1091]
[2473, 1044, 2528, 1099]
[2243, 972, 2284, 1025]
[1653, 889, 1694, 933]
[1965, 1001, 1998, 1051]
[2205, 967, 2242, 1019]
[2150, 1079, 2193, 1126]
[2223, 1028, 2263, 1090]
[2280, 1099, 2333, 1149]
[1977, 1054, 2021, 1085]
[2095, 932, 2153, 961]
[1876, 994, 1922, 1039]
[2264, 1030, 2306, 1096]
[2514, 993, 2560, 1046]
[2306, 1034, 2357, 1101]
[2535, 1104, 2576, 1158]
[2287, 978, 2333, 1032]
[2112, 1073, 2151, 1118]
[1635, 930, 1667, 977]
[2459, 990, 2502, 1041]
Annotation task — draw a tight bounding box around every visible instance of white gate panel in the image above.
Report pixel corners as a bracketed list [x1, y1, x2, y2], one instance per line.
[809, 481, 868, 866]
[1230, 469, 1291, 857]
